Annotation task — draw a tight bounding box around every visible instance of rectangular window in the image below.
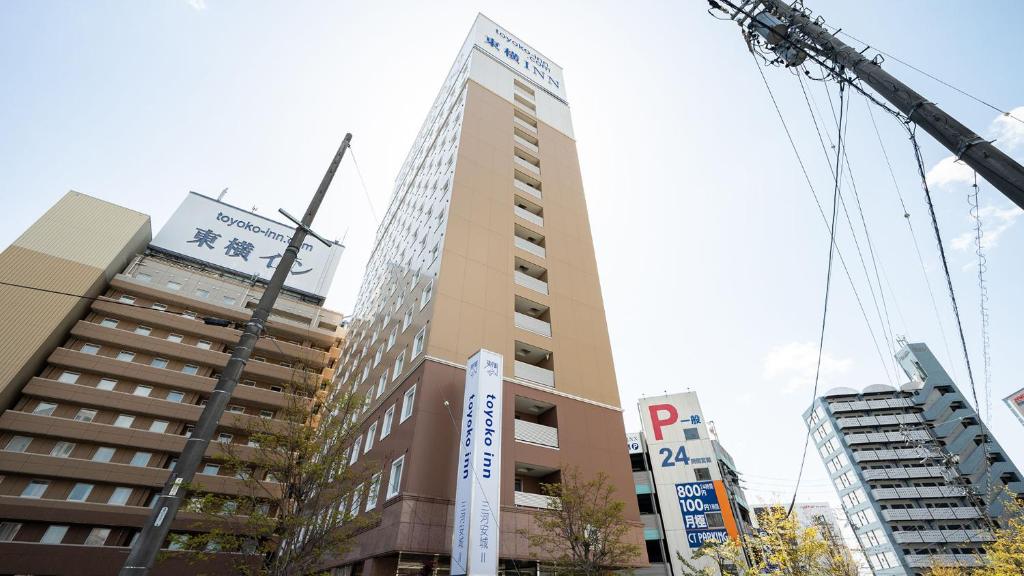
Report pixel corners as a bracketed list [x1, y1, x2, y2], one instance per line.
[96, 378, 117, 391]
[118, 295, 136, 304]
[374, 346, 384, 367]
[116, 351, 136, 362]
[133, 385, 152, 397]
[0, 522, 21, 542]
[197, 340, 212, 350]
[361, 364, 370, 384]
[202, 463, 220, 475]
[419, 279, 433, 310]
[386, 455, 405, 499]
[166, 391, 185, 403]
[218, 433, 233, 444]
[195, 288, 209, 298]
[84, 527, 110, 546]
[114, 414, 135, 428]
[182, 364, 200, 375]
[134, 326, 152, 336]
[135, 272, 152, 283]
[50, 441, 75, 458]
[92, 446, 115, 462]
[402, 309, 413, 331]
[350, 437, 362, 465]
[32, 402, 57, 416]
[100, 318, 119, 328]
[400, 385, 417, 423]
[40, 525, 68, 544]
[365, 423, 377, 454]
[57, 371, 80, 384]
[150, 420, 169, 433]
[151, 303, 167, 311]
[381, 405, 395, 440]
[81, 343, 101, 355]
[108, 485, 133, 504]
[5, 436, 31, 453]
[412, 326, 426, 357]
[270, 385, 283, 393]
[222, 295, 236, 305]
[377, 371, 388, 398]
[130, 452, 152, 467]
[67, 483, 94, 502]
[166, 333, 184, 343]
[683, 427, 700, 440]
[694, 467, 712, 481]
[387, 326, 398, 350]
[150, 358, 168, 369]
[366, 473, 381, 511]
[166, 280, 182, 290]
[393, 350, 406, 381]
[21, 479, 49, 499]
[75, 409, 98, 423]
[227, 405, 244, 414]
[259, 410, 274, 419]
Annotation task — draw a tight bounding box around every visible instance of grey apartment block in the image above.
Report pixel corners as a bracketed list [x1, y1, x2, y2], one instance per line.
[803, 342, 1023, 576]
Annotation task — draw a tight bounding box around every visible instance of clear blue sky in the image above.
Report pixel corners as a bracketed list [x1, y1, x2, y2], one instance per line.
[2, 0, 1022, 507]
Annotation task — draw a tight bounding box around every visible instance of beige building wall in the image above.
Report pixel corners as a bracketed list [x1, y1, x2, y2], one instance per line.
[0, 191, 151, 410]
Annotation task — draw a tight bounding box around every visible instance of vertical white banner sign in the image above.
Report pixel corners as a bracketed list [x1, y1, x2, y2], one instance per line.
[451, 349, 503, 576]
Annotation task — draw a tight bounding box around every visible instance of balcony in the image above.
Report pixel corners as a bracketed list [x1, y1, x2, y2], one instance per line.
[514, 155, 540, 176]
[515, 463, 559, 508]
[515, 362, 554, 387]
[515, 207, 543, 227]
[515, 295, 551, 337]
[514, 257, 549, 296]
[514, 116, 537, 134]
[514, 126, 539, 147]
[515, 236, 546, 259]
[514, 178, 542, 200]
[515, 272, 548, 295]
[514, 134, 539, 153]
[514, 341, 554, 387]
[881, 507, 981, 521]
[514, 195, 544, 227]
[906, 555, 984, 568]
[515, 396, 557, 448]
[514, 491, 556, 509]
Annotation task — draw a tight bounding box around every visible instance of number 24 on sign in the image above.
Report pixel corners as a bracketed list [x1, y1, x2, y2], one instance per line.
[658, 446, 690, 467]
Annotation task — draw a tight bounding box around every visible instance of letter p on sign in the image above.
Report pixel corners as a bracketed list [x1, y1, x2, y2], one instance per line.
[648, 403, 678, 441]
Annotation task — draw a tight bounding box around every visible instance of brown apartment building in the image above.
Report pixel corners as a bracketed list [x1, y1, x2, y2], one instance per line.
[326, 15, 644, 575]
[0, 191, 345, 574]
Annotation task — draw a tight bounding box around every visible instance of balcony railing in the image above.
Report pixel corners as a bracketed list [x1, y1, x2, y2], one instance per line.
[515, 491, 557, 509]
[907, 555, 984, 568]
[515, 236, 546, 258]
[514, 271, 548, 295]
[514, 117, 538, 134]
[514, 419, 559, 448]
[515, 312, 551, 337]
[514, 135, 539, 153]
[515, 361, 554, 387]
[514, 206, 543, 227]
[514, 178, 542, 200]
[514, 156, 541, 175]
[882, 507, 981, 522]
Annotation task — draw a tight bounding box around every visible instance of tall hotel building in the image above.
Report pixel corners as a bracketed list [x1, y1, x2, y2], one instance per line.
[804, 342, 1024, 575]
[328, 14, 644, 574]
[0, 191, 345, 574]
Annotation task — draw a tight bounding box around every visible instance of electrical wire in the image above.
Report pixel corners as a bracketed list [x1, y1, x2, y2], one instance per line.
[967, 172, 993, 425]
[348, 147, 381, 222]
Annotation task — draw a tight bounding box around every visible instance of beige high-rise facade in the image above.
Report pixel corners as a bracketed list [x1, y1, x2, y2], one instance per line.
[328, 15, 644, 575]
[0, 192, 344, 574]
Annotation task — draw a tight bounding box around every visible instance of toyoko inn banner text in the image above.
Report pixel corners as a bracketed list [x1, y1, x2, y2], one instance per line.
[151, 193, 343, 298]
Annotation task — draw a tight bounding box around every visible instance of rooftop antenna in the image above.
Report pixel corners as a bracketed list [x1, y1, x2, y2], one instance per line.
[217, 188, 229, 201]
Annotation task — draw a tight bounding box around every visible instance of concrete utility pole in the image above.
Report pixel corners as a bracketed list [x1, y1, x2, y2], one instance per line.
[718, 0, 1024, 211]
[119, 133, 352, 576]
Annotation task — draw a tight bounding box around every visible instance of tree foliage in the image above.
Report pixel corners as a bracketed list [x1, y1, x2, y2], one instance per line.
[519, 466, 642, 575]
[173, 375, 377, 576]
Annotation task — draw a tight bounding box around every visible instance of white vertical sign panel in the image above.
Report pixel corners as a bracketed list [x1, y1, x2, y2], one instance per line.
[451, 349, 503, 576]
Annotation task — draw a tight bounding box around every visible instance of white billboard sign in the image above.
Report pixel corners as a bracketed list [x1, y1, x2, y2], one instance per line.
[627, 432, 644, 454]
[1006, 387, 1024, 426]
[451, 349, 504, 576]
[151, 192, 343, 298]
[470, 14, 566, 102]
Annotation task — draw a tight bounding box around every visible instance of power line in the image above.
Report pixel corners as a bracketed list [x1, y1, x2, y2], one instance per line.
[968, 173, 994, 424]
[348, 147, 380, 222]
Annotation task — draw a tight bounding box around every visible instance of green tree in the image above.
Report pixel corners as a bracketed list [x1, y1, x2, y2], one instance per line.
[519, 466, 642, 575]
[173, 375, 377, 576]
[974, 490, 1024, 576]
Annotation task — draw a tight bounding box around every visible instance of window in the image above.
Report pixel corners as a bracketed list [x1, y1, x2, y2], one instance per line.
[270, 385, 283, 393]
[365, 423, 377, 453]
[197, 340, 212, 350]
[150, 357, 168, 369]
[377, 371, 388, 398]
[366, 473, 381, 511]
[184, 425, 194, 438]
[182, 364, 200, 375]
[32, 402, 57, 416]
[84, 527, 110, 546]
[419, 279, 433, 309]
[130, 452, 152, 467]
[412, 327, 426, 357]
[50, 441, 75, 458]
[195, 288, 209, 298]
[218, 433, 233, 444]
[150, 420, 169, 433]
[0, 522, 21, 542]
[81, 343, 101, 355]
[683, 427, 700, 441]
[40, 525, 68, 544]
[202, 463, 220, 476]
[5, 436, 31, 452]
[136, 272, 152, 282]
[381, 405, 395, 439]
[166, 333, 184, 343]
[118, 295, 136, 304]
[386, 456, 405, 499]
[349, 485, 363, 518]
[695, 467, 712, 481]
[393, 350, 406, 381]
[151, 303, 167, 311]
[374, 346, 384, 367]
[21, 479, 49, 498]
[56, 371, 80, 384]
[182, 310, 197, 320]
[117, 351, 136, 362]
[97, 378, 117, 391]
[133, 385, 152, 397]
[259, 410, 274, 419]
[387, 326, 398, 350]
[75, 408, 98, 422]
[134, 326, 152, 336]
[400, 385, 417, 423]
[108, 485, 133, 504]
[166, 280, 183, 290]
[67, 483, 94, 502]
[350, 437, 362, 465]
[113, 414, 135, 428]
[227, 405, 244, 414]
[222, 295, 236, 306]
[92, 446, 115, 462]
[166, 391, 185, 403]
[402, 308, 413, 331]
[100, 318, 118, 328]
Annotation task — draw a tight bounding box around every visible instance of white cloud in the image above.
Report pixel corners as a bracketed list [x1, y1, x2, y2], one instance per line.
[950, 204, 1023, 253]
[991, 106, 1024, 151]
[186, 0, 207, 10]
[762, 342, 853, 393]
[926, 155, 974, 188]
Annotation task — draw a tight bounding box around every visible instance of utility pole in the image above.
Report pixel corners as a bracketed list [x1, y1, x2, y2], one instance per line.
[714, 0, 1024, 211]
[119, 133, 352, 576]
